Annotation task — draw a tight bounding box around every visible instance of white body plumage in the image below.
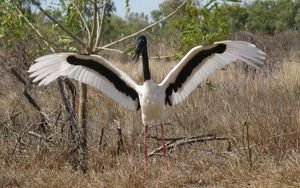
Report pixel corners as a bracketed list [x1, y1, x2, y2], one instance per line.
[139, 80, 165, 124]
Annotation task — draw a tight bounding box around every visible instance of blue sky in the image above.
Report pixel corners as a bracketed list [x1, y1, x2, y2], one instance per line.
[115, 0, 164, 18]
[42, 0, 164, 19]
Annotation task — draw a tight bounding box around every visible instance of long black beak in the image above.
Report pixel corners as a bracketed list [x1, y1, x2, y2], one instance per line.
[132, 38, 144, 63]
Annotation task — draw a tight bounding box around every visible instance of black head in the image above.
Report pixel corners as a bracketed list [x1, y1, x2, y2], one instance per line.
[132, 35, 147, 63]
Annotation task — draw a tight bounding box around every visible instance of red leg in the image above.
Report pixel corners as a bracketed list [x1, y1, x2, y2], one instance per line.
[155, 126, 160, 147]
[144, 124, 148, 173]
[160, 124, 169, 170]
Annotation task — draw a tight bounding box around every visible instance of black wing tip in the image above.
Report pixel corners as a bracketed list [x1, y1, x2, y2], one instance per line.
[66, 55, 77, 64]
[215, 43, 227, 54]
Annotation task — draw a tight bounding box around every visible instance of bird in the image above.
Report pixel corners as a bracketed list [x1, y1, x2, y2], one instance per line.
[28, 35, 265, 171]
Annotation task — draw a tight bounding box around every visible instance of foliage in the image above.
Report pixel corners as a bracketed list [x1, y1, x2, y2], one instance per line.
[221, 0, 300, 34]
[180, 3, 229, 52]
[220, 4, 248, 32]
[0, 1, 30, 45]
[150, 0, 229, 56]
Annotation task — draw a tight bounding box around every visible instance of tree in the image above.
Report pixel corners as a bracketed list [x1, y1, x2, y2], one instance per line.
[245, 0, 300, 33]
[220, 4, 248, 32]
[1, 0, 190, 174]
[150, 0, 232, 56]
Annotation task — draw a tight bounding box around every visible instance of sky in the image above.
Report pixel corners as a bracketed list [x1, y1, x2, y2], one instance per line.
[42, 0, 164, 19]
[115, 0, 164, 18]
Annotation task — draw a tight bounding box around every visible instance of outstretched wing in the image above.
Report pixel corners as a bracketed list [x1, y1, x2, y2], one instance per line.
[159, 41, 265, 106]
[28, 53, 141, 110]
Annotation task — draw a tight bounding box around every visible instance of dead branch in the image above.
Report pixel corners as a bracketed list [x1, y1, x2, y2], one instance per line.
[10, 67, 50, 133]
[98, 127, 104, 149]
[117, 126, 124, 155]
[148, 134, 228, 157]
[11, 67, 27, 86]
[57, 78, 78, 134]
[28, 131, 53, 143]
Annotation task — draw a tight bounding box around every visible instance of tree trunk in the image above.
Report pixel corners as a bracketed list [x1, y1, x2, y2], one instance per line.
[78, 82, 88, 173]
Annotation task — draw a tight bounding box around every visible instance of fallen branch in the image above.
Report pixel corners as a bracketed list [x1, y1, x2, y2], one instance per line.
[150, 133, 217, 141]
[148, 134, 228, 157]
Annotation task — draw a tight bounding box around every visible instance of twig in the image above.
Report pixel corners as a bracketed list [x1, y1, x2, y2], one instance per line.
[28, 131, 53, 143]
[150, 133, 217, 141]
[95, 47, 124, 54]
[53, 107, 62, 127]
[95, 0, 189, 52]
[12, 123, 34, 156]
[149, 55, 175, 60]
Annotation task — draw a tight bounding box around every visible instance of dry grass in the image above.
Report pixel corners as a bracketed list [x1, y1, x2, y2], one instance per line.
[1, 45, 300, 187]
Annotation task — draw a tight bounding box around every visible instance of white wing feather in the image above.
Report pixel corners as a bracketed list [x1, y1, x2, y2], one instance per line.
[159, 40, 265, 105]
[28, 53, 141, 110]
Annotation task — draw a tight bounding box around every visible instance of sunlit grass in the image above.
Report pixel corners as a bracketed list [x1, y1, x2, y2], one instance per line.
[0, 55, 300, 187]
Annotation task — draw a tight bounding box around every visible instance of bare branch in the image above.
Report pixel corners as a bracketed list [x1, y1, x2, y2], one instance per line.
[95, 0, 188, 52]
[75, 5, 91, 43]
[96, 47, 125, 54]
[88, 0, 99, 50]
[30, 0, 86, 48]
[94, 0, 107, 48]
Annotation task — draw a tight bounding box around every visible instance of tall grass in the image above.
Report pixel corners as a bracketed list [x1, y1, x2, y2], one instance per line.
[0, 37, 300, 187]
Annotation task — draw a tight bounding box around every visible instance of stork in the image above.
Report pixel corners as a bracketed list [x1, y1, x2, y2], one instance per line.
[28, 35, 265, 171]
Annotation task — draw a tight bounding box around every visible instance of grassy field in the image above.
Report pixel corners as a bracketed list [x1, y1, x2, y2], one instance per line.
[0, 38, 300, 187]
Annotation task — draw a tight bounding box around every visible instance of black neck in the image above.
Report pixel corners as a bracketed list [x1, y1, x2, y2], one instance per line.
[142, 47, 151, 81]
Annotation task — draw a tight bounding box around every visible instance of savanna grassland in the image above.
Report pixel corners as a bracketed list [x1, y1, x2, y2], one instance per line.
[1, 33, 300, 188]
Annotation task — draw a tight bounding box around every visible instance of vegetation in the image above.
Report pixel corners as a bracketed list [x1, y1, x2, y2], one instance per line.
[0, 0, 300, 187]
